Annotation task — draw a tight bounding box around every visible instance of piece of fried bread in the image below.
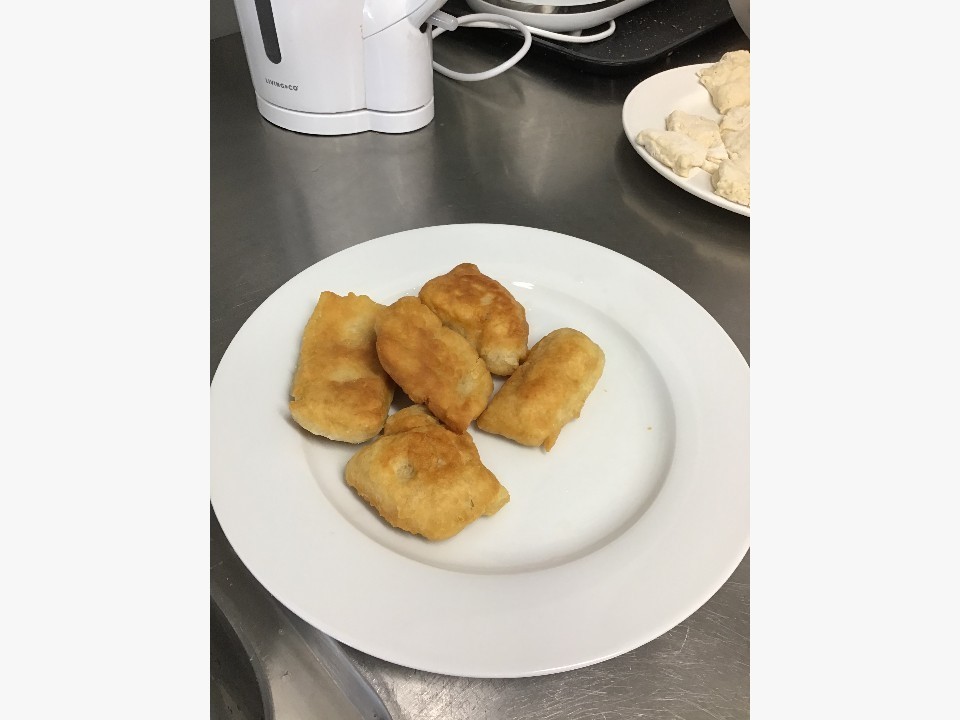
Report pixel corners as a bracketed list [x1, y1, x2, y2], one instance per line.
[419, 263, 529, 376]
[477, 328, 604, 451]
[289, 292, 395, 443]
[345, 406, 509, 541]
[375, 296, 493, 433]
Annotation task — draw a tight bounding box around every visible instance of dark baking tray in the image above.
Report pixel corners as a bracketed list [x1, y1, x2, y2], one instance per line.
[440, 0, 738, 74]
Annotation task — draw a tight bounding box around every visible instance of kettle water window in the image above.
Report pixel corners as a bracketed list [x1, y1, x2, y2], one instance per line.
[254, 0, 282, 64]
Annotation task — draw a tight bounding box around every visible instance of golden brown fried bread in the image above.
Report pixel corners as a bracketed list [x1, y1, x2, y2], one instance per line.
[289, 292, 395, 443]
[345, 406, 510, 541]
[477, 328, 605, 451]
[375, 296, 493, 433]
[419, 263, 529, 376]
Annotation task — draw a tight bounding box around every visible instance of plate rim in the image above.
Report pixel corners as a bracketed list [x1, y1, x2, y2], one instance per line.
[211, 224, 749, 677]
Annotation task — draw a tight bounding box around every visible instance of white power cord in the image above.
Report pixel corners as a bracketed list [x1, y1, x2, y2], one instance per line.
[430, 12, 616, 82]
[524, 20, 616, 44]
[431, 13, 532, 82]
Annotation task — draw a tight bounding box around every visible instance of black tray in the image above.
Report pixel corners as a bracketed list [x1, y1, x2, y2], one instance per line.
[441, 0, 738, 74]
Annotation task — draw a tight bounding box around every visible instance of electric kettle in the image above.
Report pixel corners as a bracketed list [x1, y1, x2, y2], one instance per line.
[233, 0, 449, 135]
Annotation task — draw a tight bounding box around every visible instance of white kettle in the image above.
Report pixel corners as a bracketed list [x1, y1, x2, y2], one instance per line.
[233, 0, 449, 135]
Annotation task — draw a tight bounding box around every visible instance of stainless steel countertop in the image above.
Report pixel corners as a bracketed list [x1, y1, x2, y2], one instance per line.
[212, 20, 749, 720]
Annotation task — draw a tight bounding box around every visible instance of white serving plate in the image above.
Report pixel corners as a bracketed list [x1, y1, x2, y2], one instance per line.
[623, 63, 750, 217]
[211, 224, 749, 677]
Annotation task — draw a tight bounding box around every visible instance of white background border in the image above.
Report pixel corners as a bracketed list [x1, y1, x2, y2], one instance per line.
[3, 3, 959, 718]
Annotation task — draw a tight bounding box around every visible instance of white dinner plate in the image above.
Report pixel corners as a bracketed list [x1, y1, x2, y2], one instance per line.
[622, 63, 751, 217]
[211, 224, 749, 678]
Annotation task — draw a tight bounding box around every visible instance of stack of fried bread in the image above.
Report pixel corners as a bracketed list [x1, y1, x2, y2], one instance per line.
[288, 263, 605, 541]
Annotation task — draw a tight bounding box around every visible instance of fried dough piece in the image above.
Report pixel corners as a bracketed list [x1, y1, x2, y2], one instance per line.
[345, 406, 510, 541]
[375, 296, 493, 433]
[289, 292, 395, 443]
[419, 263, 529, 376]
[477, 328, 604, 451]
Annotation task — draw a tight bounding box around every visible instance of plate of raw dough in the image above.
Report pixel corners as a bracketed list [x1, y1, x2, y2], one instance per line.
[211, 224, 749, 678]
[623, 59, 751, 217]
